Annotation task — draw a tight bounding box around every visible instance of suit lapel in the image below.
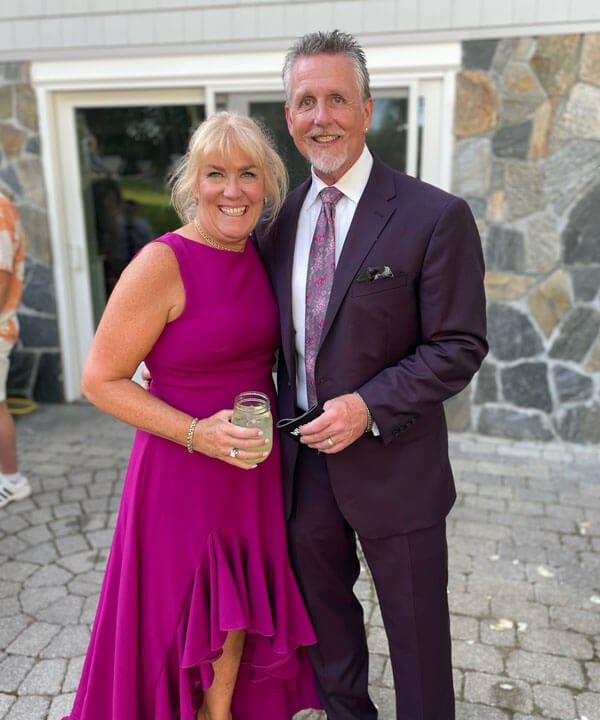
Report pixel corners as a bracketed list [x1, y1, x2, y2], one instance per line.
[320, 159, 398, 343]
[274, 179, 310, 382]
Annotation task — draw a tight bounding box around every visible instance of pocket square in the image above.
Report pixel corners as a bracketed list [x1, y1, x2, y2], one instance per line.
[356, 265, 395, 282]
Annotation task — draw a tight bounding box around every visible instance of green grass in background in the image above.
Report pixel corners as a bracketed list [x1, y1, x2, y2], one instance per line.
[120, 177, 180, 236]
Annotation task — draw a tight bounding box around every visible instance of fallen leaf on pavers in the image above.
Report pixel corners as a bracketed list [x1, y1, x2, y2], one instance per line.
[536, 565, 555, 578]
[517, 622, 528, 632]
[577, 520, 591, 535]
[590, 595, 600, 605]
[489, 618, 514, 631]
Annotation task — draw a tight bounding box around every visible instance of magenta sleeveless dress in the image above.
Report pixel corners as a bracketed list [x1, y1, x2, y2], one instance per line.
[64, 233, 321, 720]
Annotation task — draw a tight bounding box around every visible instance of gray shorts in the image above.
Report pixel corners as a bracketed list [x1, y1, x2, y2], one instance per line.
[0, 337, 14, 403]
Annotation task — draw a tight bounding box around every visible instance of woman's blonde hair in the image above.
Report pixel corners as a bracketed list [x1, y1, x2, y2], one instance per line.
[169, 111, 288, 228]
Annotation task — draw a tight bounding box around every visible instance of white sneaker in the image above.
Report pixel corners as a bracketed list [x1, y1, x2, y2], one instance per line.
[0, 474, 32, 508]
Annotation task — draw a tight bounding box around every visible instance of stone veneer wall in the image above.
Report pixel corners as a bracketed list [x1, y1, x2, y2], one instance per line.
[0, 62, 63, 402]
[449, 33, 600, 444]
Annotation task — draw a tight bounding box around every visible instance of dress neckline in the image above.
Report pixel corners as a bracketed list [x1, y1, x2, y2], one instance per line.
[170, 230, 249, 254]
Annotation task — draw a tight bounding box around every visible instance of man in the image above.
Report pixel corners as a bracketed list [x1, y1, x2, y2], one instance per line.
[118, 199, 154, 263]
[0, 191, 31, 508]
[255, 30, 488, 719]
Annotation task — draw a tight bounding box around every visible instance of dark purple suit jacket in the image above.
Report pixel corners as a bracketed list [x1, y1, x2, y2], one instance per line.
[256, 157, 488, 539]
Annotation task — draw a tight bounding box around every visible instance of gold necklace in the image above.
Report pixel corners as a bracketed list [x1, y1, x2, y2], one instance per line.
[193, 218, 245, 253]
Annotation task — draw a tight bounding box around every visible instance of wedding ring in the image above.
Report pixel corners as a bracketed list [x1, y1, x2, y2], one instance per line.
[229, 447, 239, 458]
[327, 437, 334, 447]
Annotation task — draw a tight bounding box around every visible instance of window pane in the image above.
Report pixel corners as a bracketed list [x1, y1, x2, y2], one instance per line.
[417, 95, 424, 179]
[76, 104, 204, 324]
[369, 96, 409, 174]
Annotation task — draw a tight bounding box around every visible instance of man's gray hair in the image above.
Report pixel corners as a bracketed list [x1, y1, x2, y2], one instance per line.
[282, 30, 371, 104]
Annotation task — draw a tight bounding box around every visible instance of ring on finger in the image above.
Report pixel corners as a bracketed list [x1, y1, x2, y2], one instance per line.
[229, 447, 239, 458]
[327, 437, 334, 447]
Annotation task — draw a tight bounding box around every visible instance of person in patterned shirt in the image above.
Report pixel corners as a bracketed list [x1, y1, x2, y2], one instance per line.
[0, 191, 30, 507]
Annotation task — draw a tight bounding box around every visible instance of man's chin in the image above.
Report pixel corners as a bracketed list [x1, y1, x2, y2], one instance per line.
[307, 148, 347, 179]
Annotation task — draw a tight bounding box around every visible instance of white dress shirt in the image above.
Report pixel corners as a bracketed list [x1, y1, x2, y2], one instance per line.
[292, 146, 373, 410]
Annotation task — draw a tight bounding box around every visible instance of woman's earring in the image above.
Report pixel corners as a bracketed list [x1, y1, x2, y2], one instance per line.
[263, 196, 268, 206]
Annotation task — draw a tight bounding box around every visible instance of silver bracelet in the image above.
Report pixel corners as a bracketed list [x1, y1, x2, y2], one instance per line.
[186, 417, 199, 454]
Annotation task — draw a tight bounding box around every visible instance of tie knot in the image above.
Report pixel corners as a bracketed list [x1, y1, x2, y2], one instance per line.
[320, 186, 343, 207]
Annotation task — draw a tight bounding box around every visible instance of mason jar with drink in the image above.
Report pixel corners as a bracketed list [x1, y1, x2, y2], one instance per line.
[231, 391, 273, 465]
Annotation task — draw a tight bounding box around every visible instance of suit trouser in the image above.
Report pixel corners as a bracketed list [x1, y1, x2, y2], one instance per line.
[287, 444, 454, 720]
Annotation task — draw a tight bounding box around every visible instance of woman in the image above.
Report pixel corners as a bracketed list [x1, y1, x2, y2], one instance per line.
[65, 112, 321, 720]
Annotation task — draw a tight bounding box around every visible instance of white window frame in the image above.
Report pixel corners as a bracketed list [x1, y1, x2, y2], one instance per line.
[32, 43, 460, 400]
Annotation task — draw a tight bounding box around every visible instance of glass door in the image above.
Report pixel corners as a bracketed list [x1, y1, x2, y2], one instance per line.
[38, 87, 205, 400]
[369, 89, 410, 174]
[76, 104, 204, 325]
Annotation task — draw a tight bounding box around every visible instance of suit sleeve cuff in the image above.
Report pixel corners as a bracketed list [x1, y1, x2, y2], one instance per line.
[354, 392, 379, 436]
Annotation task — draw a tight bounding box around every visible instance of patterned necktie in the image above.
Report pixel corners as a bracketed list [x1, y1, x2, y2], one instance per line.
[305, 186, 343, 406]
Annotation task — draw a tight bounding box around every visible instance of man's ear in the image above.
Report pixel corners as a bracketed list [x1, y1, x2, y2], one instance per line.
[363, 96, 374, 130]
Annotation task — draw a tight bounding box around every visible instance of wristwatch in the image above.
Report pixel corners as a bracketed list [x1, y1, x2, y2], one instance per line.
[364, 405, 373, 434]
